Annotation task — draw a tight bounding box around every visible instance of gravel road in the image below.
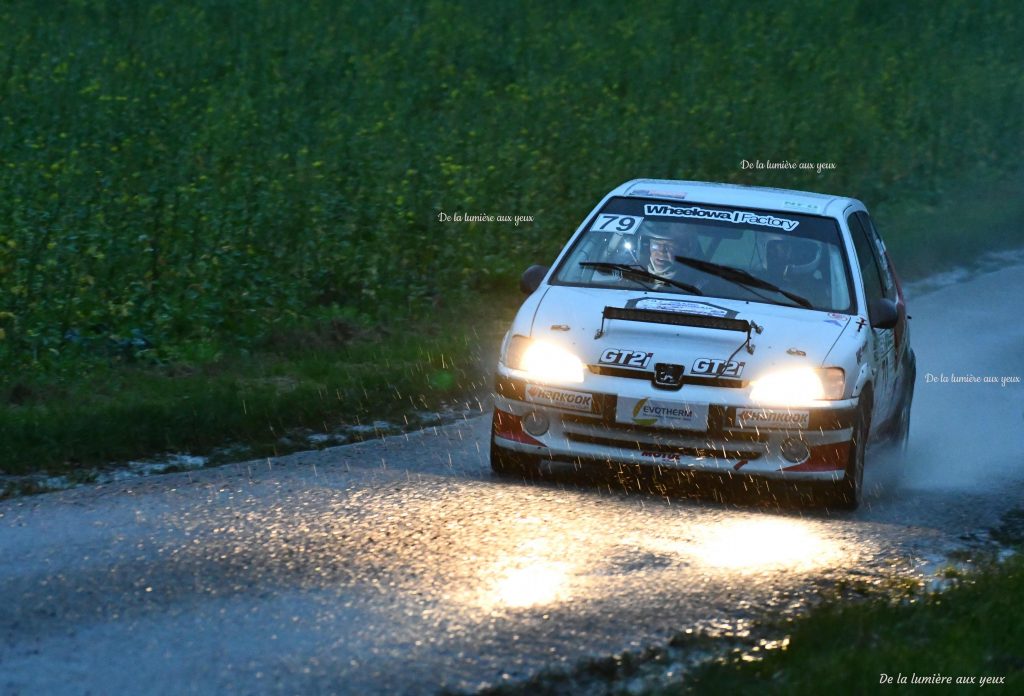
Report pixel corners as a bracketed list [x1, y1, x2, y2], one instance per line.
[2, 259, 1023, 695]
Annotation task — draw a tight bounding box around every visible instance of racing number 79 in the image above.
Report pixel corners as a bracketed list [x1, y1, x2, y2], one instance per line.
[594, 214, 641, 232]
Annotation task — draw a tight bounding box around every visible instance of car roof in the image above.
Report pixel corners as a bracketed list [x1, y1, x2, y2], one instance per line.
[613, 179, 863, 218]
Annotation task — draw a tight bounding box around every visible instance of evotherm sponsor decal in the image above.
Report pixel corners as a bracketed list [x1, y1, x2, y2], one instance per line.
[736, 408, 810, 429]
[635, 399, 695, 422]
[644, 204, 800, 232]
[616, 397, 709, 430]
[525, 385, 594, 412]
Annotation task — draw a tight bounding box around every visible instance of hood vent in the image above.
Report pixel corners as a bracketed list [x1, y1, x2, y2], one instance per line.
[600, 306, 751, 334]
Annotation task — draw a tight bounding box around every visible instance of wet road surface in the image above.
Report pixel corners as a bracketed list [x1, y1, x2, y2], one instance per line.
[2, 260, 1023, 695]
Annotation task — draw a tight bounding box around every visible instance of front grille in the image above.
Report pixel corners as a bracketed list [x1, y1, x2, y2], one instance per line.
[561, 415, 766, 459]
[561, 412, 769, 443]
[588, 365, 746, 388]
[566, 431, 763, 460]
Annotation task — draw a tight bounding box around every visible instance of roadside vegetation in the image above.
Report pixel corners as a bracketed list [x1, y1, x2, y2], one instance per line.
[674, 548, 1024, 694]
[0, 295, 515, 478]
[2, 0, 1024, 475]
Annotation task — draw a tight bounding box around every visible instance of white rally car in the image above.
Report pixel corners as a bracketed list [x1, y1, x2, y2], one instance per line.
[491, 179, 915, 508]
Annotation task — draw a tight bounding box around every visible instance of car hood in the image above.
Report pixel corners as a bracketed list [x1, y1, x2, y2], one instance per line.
[530, 286, 852, 378]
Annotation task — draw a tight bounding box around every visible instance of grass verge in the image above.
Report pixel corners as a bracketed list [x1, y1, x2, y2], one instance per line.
[673, 549, 1024, 694]
[0, 292, 519, 479]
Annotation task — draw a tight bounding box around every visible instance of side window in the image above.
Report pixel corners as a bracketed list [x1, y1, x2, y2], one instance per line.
[848, 213, 885, 308]
[857, 212, 896, 299]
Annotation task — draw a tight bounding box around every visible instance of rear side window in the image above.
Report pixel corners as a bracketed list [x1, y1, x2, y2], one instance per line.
[847, 213, 886, 306]
[857, 212, 895, 300]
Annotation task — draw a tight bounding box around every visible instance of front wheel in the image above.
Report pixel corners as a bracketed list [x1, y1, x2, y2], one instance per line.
[833, 404, 871, 510]
[890, 361, 915, 452]
[890, 389, 912, 452]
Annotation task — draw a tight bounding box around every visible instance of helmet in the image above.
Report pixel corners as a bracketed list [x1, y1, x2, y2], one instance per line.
[766, 237, 822, 278]
[639, 220, 700, 273]
[639, 222, 675, 273]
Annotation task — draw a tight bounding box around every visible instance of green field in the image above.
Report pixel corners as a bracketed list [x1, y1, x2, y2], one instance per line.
[2, 0, 1023, 473]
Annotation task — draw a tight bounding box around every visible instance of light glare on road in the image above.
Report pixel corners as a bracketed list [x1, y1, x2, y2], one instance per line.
[472, 512, 846, 611]
[662, 517, 839, 572]
[493, 562, 573, 608]
[480, 536, 575, 609]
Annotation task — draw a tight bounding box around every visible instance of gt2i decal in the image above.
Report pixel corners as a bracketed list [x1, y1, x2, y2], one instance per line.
[599, 348, 654, 369]
[525, 385, 594, 412]
[589, 214, 643, 234]
[643, 204, 799, 232]
[735, 408, 810, 429]
[691, 358, 745, 378]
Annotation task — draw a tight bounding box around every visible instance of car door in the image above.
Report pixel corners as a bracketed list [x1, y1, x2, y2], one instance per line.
[848, 211, 897, 426]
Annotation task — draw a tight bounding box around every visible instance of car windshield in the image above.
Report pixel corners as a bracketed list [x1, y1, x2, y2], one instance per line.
[553, 196, 855, 313]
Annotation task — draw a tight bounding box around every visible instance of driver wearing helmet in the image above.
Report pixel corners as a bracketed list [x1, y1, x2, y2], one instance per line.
[765, 235, 827, 306]
[643, 222, 701, 284]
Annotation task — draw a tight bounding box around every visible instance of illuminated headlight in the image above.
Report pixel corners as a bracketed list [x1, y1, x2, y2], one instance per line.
[503, 336, 585, 384]
[749, 367, 845, 406]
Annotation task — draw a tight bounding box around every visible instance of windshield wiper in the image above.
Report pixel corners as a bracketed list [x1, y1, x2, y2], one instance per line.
[673, 255, 813, 309]
[579, 261, 704, 296]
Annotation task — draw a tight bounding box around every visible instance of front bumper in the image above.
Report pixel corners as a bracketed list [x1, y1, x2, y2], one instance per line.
[492, 375, 857, 482]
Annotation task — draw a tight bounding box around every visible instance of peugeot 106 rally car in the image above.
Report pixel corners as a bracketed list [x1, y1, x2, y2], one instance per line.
[491, 179, 915, 508]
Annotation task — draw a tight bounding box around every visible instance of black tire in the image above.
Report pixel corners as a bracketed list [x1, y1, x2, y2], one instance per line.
[490, 436, 541, 478]
[890, 358, 915, 451]
[833, 403, 871, 510]
[891, 388, 912, 452]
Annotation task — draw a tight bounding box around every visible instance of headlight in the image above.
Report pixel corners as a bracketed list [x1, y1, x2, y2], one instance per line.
[749, 367, 845, 406]
[504, 336, 585, 384]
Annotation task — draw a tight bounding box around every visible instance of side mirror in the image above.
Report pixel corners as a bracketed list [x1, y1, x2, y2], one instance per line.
[869, 298, 899, 329]
[519, 264, 549, 295]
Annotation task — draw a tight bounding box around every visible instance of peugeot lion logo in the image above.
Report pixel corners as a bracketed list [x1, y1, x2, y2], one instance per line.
[653, 363, 684, 388]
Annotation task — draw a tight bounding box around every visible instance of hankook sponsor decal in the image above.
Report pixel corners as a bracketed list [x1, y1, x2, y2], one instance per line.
[735, 408, 810, 429]
[599, 348, 654, 369]
[525, 385, 594, 412]
[691, 358, 745, 378]
[643, 204, 800, 232]
[616, 397, 709, 430]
